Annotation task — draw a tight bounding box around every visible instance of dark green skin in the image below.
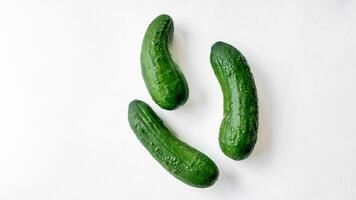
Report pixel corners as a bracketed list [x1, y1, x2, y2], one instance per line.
[128, 100, 219, 188]
[141, 14, 189, 110]
[210, 41, 258, 160]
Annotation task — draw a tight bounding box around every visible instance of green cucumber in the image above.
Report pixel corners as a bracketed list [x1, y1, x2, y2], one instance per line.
[128, 100, 219, 188]
[140, 14, 189, 110]
[210, 41, 258, 160]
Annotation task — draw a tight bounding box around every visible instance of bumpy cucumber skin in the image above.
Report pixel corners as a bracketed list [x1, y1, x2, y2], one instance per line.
[128, 100, 219, 188]
[210, 41, 258, 160]
[141, 14, 189, 110]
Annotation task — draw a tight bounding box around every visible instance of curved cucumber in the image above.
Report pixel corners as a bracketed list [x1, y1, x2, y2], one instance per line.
[128, 100, 219, 188]
[141, 14, 189, 110]
[210, 41, 258, 160]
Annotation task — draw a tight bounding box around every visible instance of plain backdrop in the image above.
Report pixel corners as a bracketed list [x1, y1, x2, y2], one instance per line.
[0, 0, 355, 199]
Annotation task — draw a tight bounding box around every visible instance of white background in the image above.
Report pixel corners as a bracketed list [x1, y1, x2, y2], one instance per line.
[0, 0, 355, 199]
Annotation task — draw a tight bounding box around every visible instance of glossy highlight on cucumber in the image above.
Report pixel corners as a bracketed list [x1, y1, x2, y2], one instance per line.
[128, 100, 219, 188]
[140, 14, 189, 110]
[210, 41, 258, 160]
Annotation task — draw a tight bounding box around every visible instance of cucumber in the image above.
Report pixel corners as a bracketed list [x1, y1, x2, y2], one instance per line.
[210, 41, 258, 160]
[141, 14, 189, 110]
[128, 100, 219, 188]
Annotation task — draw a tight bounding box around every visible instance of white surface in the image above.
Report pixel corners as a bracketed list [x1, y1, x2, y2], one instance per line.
[0, 0, 356, 199]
